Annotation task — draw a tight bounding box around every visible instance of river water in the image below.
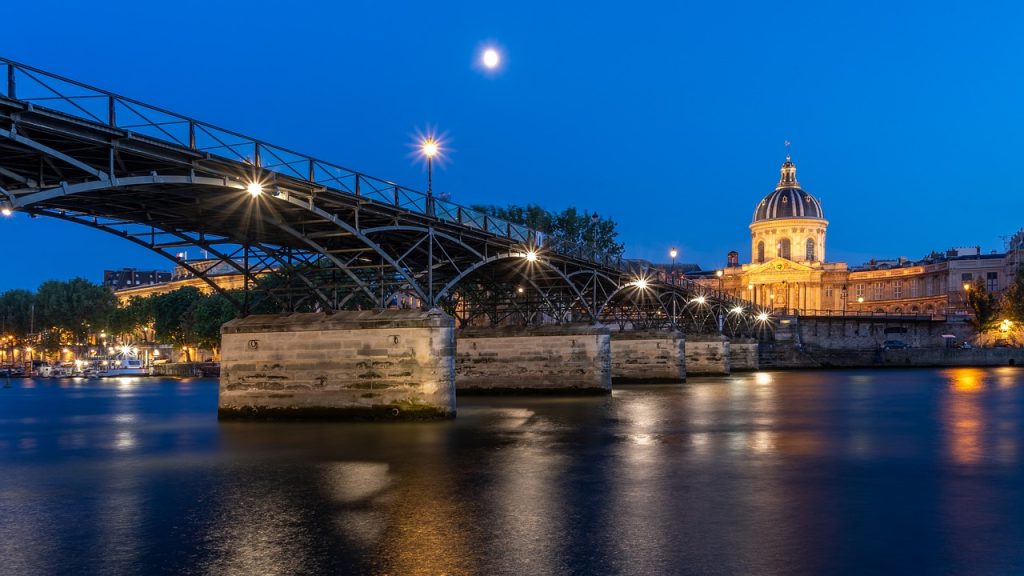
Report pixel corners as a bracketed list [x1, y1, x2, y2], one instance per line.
[1, 368, 1023, 575]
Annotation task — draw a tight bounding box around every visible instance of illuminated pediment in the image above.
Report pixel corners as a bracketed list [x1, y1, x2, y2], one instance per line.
[748, 257, 817, 275]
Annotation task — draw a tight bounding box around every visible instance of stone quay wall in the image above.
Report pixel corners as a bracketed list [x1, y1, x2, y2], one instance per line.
[795, 317, 975, 350]
[609, 330, 686, 383]
[761, 342, 1024, 370]
[219, 310, 455, 420]
[456, 324, 611, 393]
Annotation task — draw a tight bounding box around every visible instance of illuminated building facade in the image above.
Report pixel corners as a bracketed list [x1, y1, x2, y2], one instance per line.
[697, 156, 1023, 315]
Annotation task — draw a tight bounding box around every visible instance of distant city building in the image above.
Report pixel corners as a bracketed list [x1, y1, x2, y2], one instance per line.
[102, 268, 172, 290]
[111, 259, 271, 303]
[692, 156, 1024, 315]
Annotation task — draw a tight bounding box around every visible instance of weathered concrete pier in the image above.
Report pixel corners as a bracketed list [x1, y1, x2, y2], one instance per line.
[219, 310, 456, 420]
[610, 330, 686, 383]
[684, 334, 732, 376]
[455, 325, 612, 394]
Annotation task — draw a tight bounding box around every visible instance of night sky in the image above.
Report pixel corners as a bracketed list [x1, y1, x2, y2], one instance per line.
[3, 0, 1023, 291]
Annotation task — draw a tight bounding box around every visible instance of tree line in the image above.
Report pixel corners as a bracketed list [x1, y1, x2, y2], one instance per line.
[0, 279, 236, 359]
[469, 204, 625, 257]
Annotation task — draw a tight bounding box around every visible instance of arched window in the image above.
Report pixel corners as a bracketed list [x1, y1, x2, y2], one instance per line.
[757, 241, 765, 263]
[805, 238, 815, 261]
[779, 238, 791, 260]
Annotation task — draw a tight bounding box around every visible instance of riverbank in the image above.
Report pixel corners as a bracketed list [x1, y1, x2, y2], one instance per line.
[761, 343, 1023, 370]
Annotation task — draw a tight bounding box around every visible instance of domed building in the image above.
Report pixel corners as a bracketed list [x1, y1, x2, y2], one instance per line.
[699, 155, 846, 313]
[696, 155, 1020, 316]
[750, 156, 827, 265]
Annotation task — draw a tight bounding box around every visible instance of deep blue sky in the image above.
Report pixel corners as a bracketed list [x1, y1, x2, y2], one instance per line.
[3, 0, 1024, 291]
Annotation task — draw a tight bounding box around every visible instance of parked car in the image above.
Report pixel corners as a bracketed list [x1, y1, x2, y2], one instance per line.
[882, 340, 909, 350]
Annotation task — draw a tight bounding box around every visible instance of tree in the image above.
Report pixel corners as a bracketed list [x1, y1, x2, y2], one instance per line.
[150, 287, 204, 361]
[106, 296, 154, 342]
[192, 294, 237, 354]
[34, 278, 116, 344]
[1000, 266, 1024, 323]
[0, 289, 35, 338]
[470, 203, 624, 257]
[967, 278, 998, 330]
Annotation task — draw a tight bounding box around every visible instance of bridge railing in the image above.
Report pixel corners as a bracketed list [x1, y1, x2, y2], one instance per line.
[0, 57, 621, 267]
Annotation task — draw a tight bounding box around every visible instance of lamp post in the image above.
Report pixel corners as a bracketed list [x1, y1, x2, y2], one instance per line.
[962, 282, 971, 315]
[716, 269, 723, 293]
[590, 212, 599, 259]
[669, 248, 678, 286]
[748, 283, 755, 306]
[841, 285, 848, 315]
[420, 137, 439, 216]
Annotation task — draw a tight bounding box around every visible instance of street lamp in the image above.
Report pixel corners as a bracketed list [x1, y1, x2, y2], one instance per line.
[669, 248, 677, 285]
[420, 137, 440, 215]
[962, 282, 972, 314]
[716, 269, 724, 292]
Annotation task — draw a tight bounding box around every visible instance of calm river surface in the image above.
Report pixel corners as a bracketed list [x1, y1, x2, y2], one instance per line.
[2, 368, 1024, 575]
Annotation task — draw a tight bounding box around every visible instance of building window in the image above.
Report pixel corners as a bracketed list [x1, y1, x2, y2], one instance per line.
[757, 241, 765, 263]
[893, 280, 902, 299]
[873, 282, 884, 299]
[987, 271, 998, 291]
[779, 238, 791, 260]
[856, 284, 865, 298]
[825, 285, 833, 298]
[910, 279, 919, 297]
[805, 239, 815, 261]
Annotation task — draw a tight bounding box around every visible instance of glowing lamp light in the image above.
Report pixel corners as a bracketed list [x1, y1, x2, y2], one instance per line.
[694, 295, 706, 305]
[482, 47, 500, 69]
[857, 297, 864, 303]
[517, 286, 524, 294]
[963, 283, 971, 292]
[756, 312, 769, 322]
[421, 139, 439, 158]
[669, 248, 678, 259]
[633, 278, 649, 290]
[1, 207, 11, 217]
[247, 182, 263, 197]
[525, 250, 538, 262]
[716, 270, 723, 277]
[731, 306, 744, 315]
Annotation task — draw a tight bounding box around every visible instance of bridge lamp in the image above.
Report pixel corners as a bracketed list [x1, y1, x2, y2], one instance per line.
[756, 312, 769, 322]
[693, 295, 706, 305]
[420, 137, 440, 197]
[246, 182, 263, 197]
[633, 278, 649, 290]
[730, 306, 744, 315]
[0, 204, 11, 217]
[525, 250, 538, 262]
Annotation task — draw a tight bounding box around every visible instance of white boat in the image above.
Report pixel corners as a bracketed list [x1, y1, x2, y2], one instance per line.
[101, 358, 149, 377]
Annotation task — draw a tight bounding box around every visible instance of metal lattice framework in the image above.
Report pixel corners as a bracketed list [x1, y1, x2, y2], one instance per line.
[0, 57, 768, 336]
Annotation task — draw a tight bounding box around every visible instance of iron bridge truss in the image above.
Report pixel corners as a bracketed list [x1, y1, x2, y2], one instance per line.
[0, 57, 769, 337]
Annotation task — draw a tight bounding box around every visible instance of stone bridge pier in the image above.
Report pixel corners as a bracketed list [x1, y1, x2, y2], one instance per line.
[610, 330, 686, 383]
[218, 310, 456, 420]
[455, 325, 612, 394]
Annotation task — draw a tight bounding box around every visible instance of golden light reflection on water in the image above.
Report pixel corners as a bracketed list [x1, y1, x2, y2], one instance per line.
[323, 462, 393, 549]
[941, 367, 1019, 466]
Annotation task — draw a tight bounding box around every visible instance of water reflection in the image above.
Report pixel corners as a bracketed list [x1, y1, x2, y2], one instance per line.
[2, 370, 1024, 574]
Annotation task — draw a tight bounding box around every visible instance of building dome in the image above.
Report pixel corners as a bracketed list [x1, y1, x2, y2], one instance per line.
[752, 156, 824, 222]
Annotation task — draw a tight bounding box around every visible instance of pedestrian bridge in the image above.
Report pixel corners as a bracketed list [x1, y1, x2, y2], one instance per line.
[0, 57, 768, 418]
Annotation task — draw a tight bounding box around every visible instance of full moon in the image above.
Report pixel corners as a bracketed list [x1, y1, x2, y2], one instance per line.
[482, 48, 500, 69]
